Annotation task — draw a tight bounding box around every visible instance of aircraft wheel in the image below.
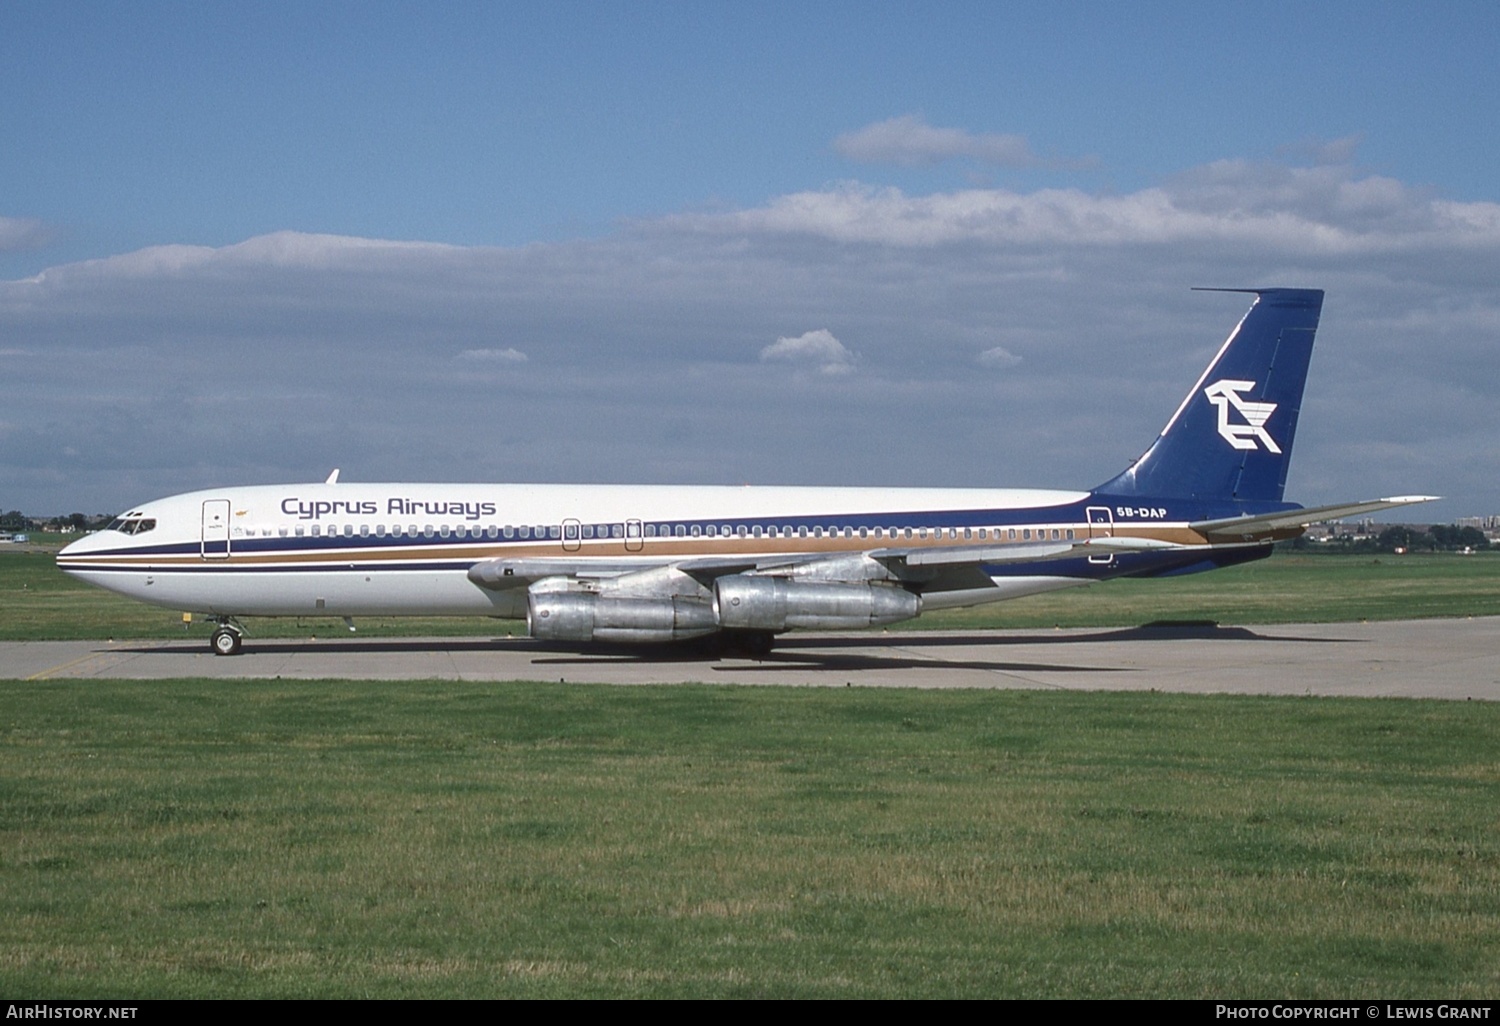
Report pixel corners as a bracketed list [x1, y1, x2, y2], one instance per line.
[210, 627, 243, 656]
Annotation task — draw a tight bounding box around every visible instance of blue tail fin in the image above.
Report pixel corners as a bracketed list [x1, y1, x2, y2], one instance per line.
[1097, 288, 1323, 502]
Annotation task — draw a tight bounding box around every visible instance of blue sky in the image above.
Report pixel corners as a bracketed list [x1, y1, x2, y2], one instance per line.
[7, 1, 1498, 265]
[3, 1, 1499, 519]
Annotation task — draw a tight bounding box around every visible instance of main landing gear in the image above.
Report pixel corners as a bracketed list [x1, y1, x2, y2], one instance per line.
[210, 618, 244, 656]
[716, 629, 775, 659]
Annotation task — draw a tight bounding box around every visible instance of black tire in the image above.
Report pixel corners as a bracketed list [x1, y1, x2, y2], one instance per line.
[211, 627, 242, 656]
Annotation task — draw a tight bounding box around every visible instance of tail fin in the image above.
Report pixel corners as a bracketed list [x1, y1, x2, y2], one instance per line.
[1097, 288, 1323, 502]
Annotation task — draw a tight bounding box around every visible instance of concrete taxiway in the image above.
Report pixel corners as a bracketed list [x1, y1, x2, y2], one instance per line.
[4, 617, 1498, 699]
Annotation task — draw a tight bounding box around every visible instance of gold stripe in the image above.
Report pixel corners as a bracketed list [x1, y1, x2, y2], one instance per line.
[58, 523, 1226, 571]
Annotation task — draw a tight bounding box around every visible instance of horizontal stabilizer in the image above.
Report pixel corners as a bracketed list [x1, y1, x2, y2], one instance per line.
[1191, 495, 1439, 541]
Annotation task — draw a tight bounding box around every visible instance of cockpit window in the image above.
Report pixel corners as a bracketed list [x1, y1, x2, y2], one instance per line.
[109, 517, 157, 535]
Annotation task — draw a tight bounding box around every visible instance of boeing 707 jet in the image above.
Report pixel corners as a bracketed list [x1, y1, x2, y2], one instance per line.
[58, 288, 1433, 656]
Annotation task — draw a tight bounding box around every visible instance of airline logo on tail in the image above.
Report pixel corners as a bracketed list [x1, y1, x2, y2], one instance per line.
[1204, 379, 1281, 453]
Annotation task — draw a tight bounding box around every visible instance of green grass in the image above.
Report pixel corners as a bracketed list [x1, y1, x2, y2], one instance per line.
[7, 548, 1499, 642]
[1, 681, 1496, 997]
[924, 551, 1500, 630]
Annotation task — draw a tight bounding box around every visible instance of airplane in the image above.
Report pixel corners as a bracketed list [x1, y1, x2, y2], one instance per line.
[57, 288, 1434, 657]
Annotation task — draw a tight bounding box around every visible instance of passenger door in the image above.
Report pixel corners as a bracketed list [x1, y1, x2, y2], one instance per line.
[201, 499, 231, 559]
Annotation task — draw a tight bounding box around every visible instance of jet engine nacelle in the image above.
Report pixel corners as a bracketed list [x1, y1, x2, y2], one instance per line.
[714, 576, 920, 631]
[527, 591, 719, 644]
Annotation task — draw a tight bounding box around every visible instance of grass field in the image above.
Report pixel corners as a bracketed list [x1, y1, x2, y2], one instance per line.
[5, 547, 1500, 642]
[5, 547, 1498, 997]
[1, 680, 1497, 998]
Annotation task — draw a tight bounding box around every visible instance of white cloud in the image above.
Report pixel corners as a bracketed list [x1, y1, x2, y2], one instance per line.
[3, 150, 1498, 519]
[21, 230, 460, 286]
[0, 216, 49, 252]
[977, 346, 1022, 370]
[760, 329, 856, 375]
[457, 347, 528, 363]
[669, 165, 1500, 253]
[1278, 134, 1365, 166]
[834, 115, 1048, 168]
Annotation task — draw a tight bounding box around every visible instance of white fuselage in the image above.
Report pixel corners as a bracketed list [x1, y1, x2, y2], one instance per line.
[57, 481, 1120, 620]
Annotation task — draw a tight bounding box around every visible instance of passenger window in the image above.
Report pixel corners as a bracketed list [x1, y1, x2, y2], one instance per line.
[295, 526, 305, 537]
[360, 525, 370, 537]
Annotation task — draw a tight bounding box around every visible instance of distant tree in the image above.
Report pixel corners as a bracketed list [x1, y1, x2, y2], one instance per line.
[1430, 524, 1490, 551]
[67, 512, 89, 531]
[0, 510, 29, 530]
[1377, 526, 1413, 551]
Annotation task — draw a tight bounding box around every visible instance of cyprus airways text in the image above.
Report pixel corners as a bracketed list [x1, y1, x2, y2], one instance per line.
[281, 498, 498, 521]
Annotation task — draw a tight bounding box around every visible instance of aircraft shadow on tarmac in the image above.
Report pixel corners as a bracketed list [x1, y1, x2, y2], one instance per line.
[527, 622, 1358, 675]
[124, 622, 1355, 676]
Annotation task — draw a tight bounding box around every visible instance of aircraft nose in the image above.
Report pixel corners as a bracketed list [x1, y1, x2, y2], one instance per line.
[58, 531, 105, 558]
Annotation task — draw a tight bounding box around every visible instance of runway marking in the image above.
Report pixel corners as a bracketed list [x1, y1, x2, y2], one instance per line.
[25, 643, 145, 680]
